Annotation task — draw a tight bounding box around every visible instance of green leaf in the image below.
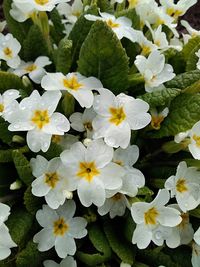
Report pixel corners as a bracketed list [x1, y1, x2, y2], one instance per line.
[6, 209, 33, 246]
[69, 5, 98, 66]
[12, 151, 33, 186]
[23, 25, 49, 61]
[40, 142, 62, 160]
[165, 70, 200, 89]
[138, 88, 181, 107]
[0, 118, 14, 144]
[55, 38, 72, 74]
[150, 93, 200, 138]
[97, 0, 113, 12]
[123, 214, 136, 243]
[77, 224, 112, 266]
[0, 71, 24, 93]
[24, 186, 43, 215]
[137, 186, 154, 196]
[0, 149, 13, 163]
[49, 9, 65, 44]
[104, 221, 135, 265]
[78, 20, 129, 93]
[182, 36, 200, 61]
[186, 38, 200, 71]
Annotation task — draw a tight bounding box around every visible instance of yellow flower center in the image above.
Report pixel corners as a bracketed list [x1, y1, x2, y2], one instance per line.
[0, 104, 4, 113]
[52, 135, 62, 144]
[144, 207, 159, 225]
[151, 115, 165, 130]
[156, 18, 165, 26]
[154, 40, 161, 47]
[77, 161, 100, 182]
[25, 64, 37, 72]
[45, 172, 59, 188]
[31, 110, 50, 129]
[176, 178, 188, 193]
[109, 107, 126, 126]
[53, 217, 68, 236]
[63, 76, 83, 91]
[83, 122, 93, 131]
[112, 193, 122, 201]
[193, 134, 200, 147]
[106, 19, 120, 28]
[3, 47, 12, 58]
[72, 11, 81, 17]
[166, 7, 183, 18]
[141, 45, 151, 56]
[128, 0, 139, 8]
[35, 0, 49, 5]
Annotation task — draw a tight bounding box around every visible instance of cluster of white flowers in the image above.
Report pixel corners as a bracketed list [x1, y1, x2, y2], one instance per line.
[1, 0, 200, 266]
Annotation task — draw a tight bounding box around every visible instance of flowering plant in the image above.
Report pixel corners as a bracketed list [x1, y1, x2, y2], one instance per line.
[1, 0, 200, 266]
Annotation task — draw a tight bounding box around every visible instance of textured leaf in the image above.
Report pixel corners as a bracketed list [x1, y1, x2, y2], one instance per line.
[186, 38, 200, 71]
[165, 70, 200, 89]
[0, 71, 24, 93]
[77, 224, 112, 266]
[78, 20, 129, 93]
[24, 186, 43, 215]
[0, 149, 13, 163]
[104, 221, 135, 265]
[182, 36, 200, 61]
[55, 38, 72, 74]
[139, 88, 181, 107]
[150, 93, 200, 138]
[123, 214, 136, 243]
[6, 209, 33, 246]
[97, 0, 113, 12]
[0, 118, 14, 144]
[49, 9, 65, 43]
[12, 151, 33, 186]
[137, 186, 154, 196]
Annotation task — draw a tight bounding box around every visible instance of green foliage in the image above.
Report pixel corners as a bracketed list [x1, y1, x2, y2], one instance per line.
[40, 142, 62, 160]
[97, 0, 113, 12]
[182, 36, 200, 62]
[49, 9, 65, 43]
[12, 151, 33, 186]
[139, 88, 181, 107]
[78, 21, 129, 93]
[0, 71, 24, 93]
[55, 38, 72, 74]
[0, 149, 13, 163]
[0, 118, 14, 144]
[24, 186, 43, 215]
[77, 224, 112, 266]
[185, 37, 200, 71]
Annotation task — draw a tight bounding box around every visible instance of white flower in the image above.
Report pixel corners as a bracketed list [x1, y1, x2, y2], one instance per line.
[135, 50, 175, 92]
[92, 89, 151, 148]
[85, 11, 137, 41]
[57, 0, 83, 24]
[195, 49, 200, 70]
[174, 130, 190, 144]
[0, 89, 20, 120]
[41, 72, 103, 108]
[0, 203, 17, 260]
[192, 242, 200, 267]
[131, 189, 182, 249]
[189, 121, 200, 159]
[10, 2, 35, 22]
[12, 56, 51, 84]
[134, 30, 157, 56]
[150, 107, 169, 130]
[44, 256, 77, 267]
[181, 20, 200, 44]
[165, 161, 200, 212]
[111, 0, 124, 3]
[33, 200, 87, 258]
[60, 139, 124, 207]
[13, 0, 70, 13]
[0, 33, 21, 68]
[194, 227, 200, 246]
[31, 155, 77, 209]
[69, 107, 96, 138]
[7, 90, 70, 152]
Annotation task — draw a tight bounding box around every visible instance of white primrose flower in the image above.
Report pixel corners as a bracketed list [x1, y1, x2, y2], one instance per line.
[33, 200, 87, 258]
[0, 89, 20, 120]
[134, 50, 175, 93]
[131, 189, 182, 249]
[0, 203, 17, 260]
[150, 107, 169, 130]
[12, 56, 51, 84]
[41, 72, 103, 108]
[194, 227, 200, 246]
[51, 133, 79, 150]
[0, 33, 21, 68]
[10, 2, 36, 22]
[69, 107, 96, 138]
[44, 256, 77, 267]
[31, 155, 77, 209]
[189, 121, 200, 160]
[7, 90, 70, 152]
[57, 0, 83, 24]
[60, 139, 124, 207]
[134, 30, 157, 56]
[92, 89, 151, 148]
[84, 11, 137, 41]
[13, 0, 70, 13]
[192, 242, 200, 267]
[0, 21, 6, 32]
[165, 161, 200, 212]
[181, 20, 200, 44]
[174, 130, 190, 144]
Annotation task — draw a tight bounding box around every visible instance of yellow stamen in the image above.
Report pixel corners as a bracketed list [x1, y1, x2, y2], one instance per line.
[109, 107, 126, 126]
[3, 47, 12, 58]
[151, 115, 165, 130]
[53, 217, 68, 236]
[72, 11, 81, 17]
[128, 0, 139, 8]
[25, 64, 37, 72]
[176, 178, 188, 193]
[144, 207, 159, 225]
[141, 45, 151, 56]
[45, 172, 59, 188]
[193, 134, 200, 147]
[166, 7, 183, 18]
[35, 0, 49, 5]
[77, 161, 100, 182]
[0, 104, 4, 113]
[63, 76, 83, 91]
[31, 110, 50, 129]
[106, 19, 119, 28]
[52, 135, 62, 144]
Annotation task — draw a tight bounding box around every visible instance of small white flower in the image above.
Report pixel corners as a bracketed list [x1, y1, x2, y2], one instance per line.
[31, 155, 77, 209]
[181, 20, 200, 44]
[189, 121, 200, 159]
[134, 30, 157, 55]
[7, 90, 70, 152]
[0, 89, 20, 120]
[60, 139, 124, 207]
[44, 256, 77, 267]
[131, 189, 182, 249]
[34, 200, 87, 258]
[69, 107, 96, 138]
[150, 107, 169, 130]
[135, 50, 175, 92]
[192, 242, 200, 267]
[0, 203, 11, 225]
[92, 89, 151, 148]
[85, 11, 137, 41]
[174, 130, 190, 144]
[12, 56, 51, 84]
[0, 33, 21, 68]
[165, 161, 200, 212]
[10, 2, 35, 22]
[41, 72, 103, 108]
[57, 0, 83, 24]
